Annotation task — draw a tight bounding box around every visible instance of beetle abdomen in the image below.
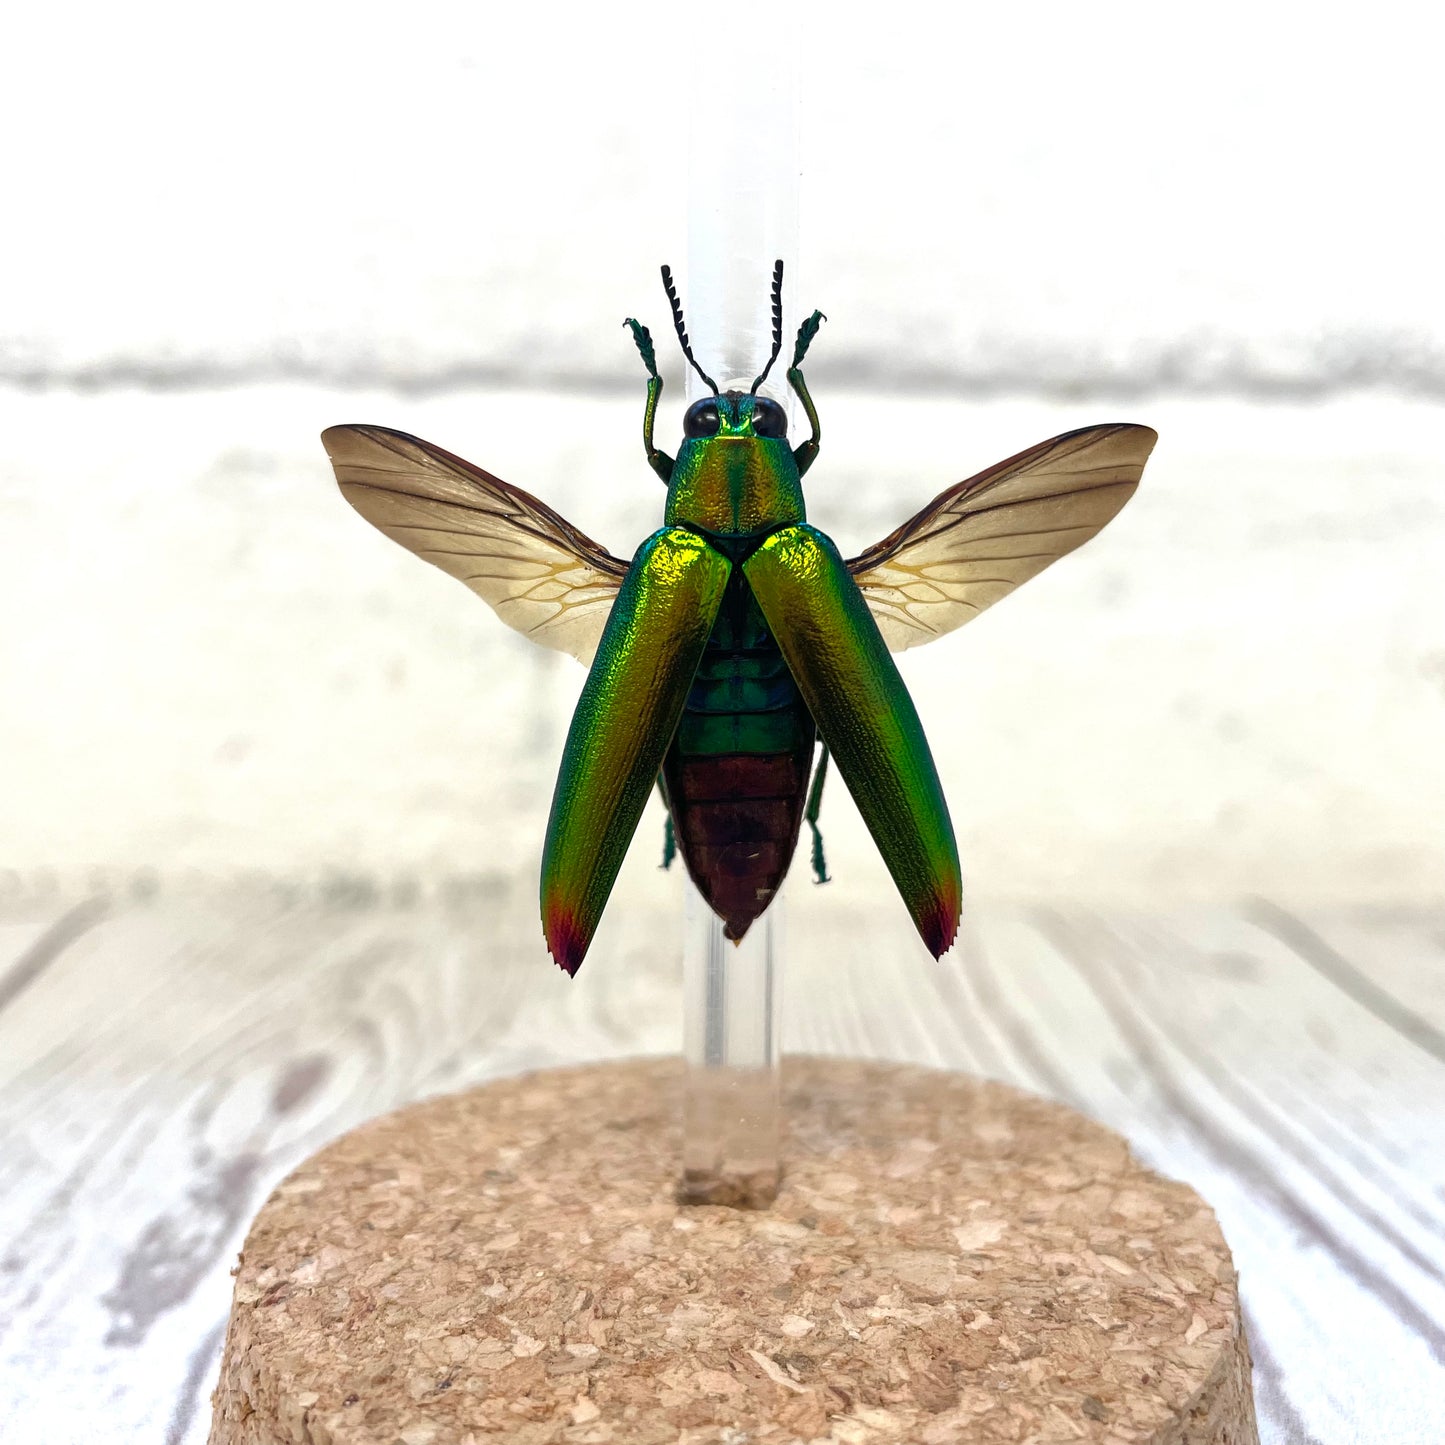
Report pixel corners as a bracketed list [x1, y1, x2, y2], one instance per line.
[666, 748, 813, 940]
[663, 572, 815, 941]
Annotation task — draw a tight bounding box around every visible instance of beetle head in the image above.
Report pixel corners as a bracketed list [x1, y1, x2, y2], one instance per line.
[682, 391, 788, 442]
[666, 383, 803, 537]
[658, 261, 804, 537]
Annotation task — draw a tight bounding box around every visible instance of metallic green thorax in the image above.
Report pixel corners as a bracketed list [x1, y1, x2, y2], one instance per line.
[540, 283, 961, 975]
[665, 398, 805, 541]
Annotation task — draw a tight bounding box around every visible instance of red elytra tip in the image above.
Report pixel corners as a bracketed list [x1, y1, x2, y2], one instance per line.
[543, 907, 589, 978]
[920, 894, 961, 960]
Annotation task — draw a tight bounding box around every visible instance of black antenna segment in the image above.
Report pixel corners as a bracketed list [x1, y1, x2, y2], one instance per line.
[750, 259, 785, 395]
[660, 265, 719, 395]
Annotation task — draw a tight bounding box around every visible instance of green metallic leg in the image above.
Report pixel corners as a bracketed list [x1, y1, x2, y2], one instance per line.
[625, 319, 674, 483]
[805, 744, 831, 884]
[788, 310, 826, 478]
[657, 776, 676, 869]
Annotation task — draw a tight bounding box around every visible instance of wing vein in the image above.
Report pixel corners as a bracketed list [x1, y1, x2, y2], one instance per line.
[325, 424, 628, 664]
[847, 424, 1154, 652]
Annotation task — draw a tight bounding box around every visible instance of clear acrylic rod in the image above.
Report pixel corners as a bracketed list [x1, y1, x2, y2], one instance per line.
[677, 7, 799, 1209]
[678, 884, 783, 1208]
[683, 16, 801, 407]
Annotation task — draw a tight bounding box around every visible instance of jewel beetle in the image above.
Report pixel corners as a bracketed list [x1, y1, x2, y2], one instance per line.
[323, 262, 1155, 975]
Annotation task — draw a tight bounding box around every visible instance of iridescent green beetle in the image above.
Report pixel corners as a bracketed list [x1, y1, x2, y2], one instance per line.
[324, 263, 1155, 975]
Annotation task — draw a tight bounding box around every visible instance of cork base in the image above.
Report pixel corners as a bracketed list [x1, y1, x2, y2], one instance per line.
[210, 1058, 1258, 1445]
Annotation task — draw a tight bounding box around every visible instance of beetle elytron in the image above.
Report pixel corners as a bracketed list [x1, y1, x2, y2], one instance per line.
[324, 263, 1155, 975]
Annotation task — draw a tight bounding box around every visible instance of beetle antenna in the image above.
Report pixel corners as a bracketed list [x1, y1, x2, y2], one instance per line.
[750, 259, 785, 395]
[660, 265, 718, 395]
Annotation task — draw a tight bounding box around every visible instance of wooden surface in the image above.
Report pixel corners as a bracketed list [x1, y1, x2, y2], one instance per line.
[210, 1057, 1256, 1445]
[0, 884, 1441, 1443]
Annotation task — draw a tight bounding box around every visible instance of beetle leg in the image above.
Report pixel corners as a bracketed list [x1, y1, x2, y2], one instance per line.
[625, 319, 675, 483]
[787, 310, 826, 477]
[542, 526, 729, 974]
[656, 776, 676, 870]
[804, 744, 831, 884]
[744, 525, 961, 958]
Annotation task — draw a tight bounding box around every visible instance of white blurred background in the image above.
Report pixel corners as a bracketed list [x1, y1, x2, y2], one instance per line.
[2, 0, 1442, 907]
[4, 8, 1445, 1442]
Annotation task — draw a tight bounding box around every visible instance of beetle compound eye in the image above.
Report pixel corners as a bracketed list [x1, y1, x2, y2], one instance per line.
[751, 398, 788, 439]
[683, 400, 721, 438]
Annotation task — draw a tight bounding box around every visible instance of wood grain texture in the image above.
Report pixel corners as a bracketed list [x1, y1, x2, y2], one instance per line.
[1, 887, 1441, 1443]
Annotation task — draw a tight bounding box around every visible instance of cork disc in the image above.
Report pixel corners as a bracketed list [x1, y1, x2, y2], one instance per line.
[210, 1058, 1258, 1445]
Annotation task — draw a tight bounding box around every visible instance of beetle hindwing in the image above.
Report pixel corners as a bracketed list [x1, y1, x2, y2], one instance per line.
[849, 423, 1156, 651]
[324, 424, 628, 665]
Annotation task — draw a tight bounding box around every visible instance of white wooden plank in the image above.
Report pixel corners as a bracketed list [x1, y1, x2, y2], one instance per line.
[976, 908, 1445, 1445]
[1, 894, 1439, 1443]
[776, 899, 1445, 1443]
[0, 881, 696, 1444]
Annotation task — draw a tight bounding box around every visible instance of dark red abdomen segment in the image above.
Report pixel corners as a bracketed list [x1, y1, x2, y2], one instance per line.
[662, 572, 815, 941]
[665, 749, 812, 939]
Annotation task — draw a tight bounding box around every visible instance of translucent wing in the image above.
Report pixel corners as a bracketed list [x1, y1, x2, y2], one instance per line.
[323, 424, 629, 665]
[847, 423, 1156, 651]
